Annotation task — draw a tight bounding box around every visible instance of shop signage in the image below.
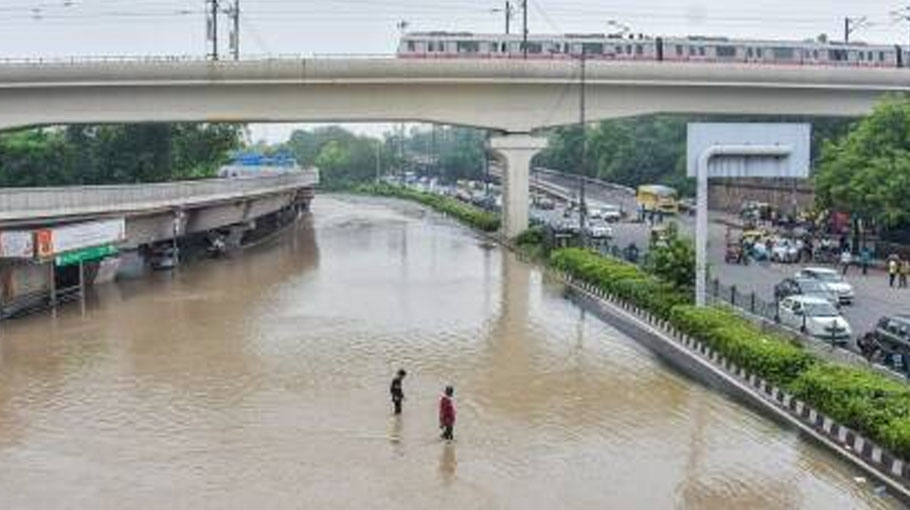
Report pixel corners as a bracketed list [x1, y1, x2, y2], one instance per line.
[0, 230, 35, 259]
[55, 244, 118, 267]
[37, 218, 126, 258]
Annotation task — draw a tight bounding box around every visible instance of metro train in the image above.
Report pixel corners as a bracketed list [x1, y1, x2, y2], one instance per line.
[397, 32, 909, 68]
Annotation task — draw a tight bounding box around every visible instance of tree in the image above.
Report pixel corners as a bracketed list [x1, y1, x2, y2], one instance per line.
[814, 94, 910, 228]
[646, 224, 696, 289]
[0, 123, 242, 187]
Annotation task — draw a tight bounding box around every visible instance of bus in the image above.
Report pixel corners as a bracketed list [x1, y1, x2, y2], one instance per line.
[636, 185, 679, 215]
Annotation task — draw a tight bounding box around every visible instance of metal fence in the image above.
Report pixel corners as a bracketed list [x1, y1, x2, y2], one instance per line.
[707, 277, 780, 323]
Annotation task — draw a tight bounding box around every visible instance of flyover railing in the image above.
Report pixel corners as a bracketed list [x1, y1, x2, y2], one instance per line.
[0, 53, 396, 66]
[0, 171, 319, 223]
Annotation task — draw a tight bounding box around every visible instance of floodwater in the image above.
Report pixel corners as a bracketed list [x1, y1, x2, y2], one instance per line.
[0, 195, 901, 509]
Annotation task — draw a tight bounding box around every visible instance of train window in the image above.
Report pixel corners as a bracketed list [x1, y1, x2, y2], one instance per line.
[688, 46, 696, 56]
[675, 45, 683, 56]
[746, 48, 753, 58]
[698, 47, 706, 56]
[457, 41, 479, 53]
[626, 44, 633, 54]
[583, 43, 604, 54]
[772, 47, 795, 59]
[616, 45, 624, 54]
[828, 49, 846, 61]
[858, 52, 864, 61]
[407, 41, 416, 52]
[564, 43, 569, 53]
[526, 42, 542, 54]
[635, 44, 643, 55]
[813, 50, 819, 59]
[756, 48, 763, 58]
[428, 42, 435, 52]
[868, 51, 874, 61]
[879, 51, 886, 61]
[716, 46, 736, 58]
[502, 42, 508, 53]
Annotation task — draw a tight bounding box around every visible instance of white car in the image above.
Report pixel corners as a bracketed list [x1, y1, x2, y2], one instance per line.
[587, 222, 613, 239]
[778, 295, 852, 344]
[771, 239, 799, 263]
[795, 267, 855, 304]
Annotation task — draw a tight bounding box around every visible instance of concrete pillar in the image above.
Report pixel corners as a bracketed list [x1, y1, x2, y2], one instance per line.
[490, 134, 548, 238]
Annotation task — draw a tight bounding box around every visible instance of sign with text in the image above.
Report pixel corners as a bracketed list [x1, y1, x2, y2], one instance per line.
[42, 218, 126, 257]
[0, 230, 35, 259]
[55, 244, 118, 267]
[687, 123, 811, 179]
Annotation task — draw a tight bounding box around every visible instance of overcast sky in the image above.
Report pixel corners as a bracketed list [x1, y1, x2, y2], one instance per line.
[4, 0, 910, 142]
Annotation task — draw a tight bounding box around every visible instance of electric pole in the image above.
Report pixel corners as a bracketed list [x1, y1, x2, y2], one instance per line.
[894, 8, 910, 49]
[206, 0, 219, 60]
[505, 1, 512, 34]
[578, 49, 588, 247]
[229, 0, 240, 60]
[844, 16, 867, 43]
[521, 0, 528, 58]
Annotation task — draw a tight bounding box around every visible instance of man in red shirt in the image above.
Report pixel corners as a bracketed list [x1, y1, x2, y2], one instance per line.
[439, 385, 456, 441]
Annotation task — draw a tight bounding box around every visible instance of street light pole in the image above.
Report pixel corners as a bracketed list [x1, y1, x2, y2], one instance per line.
[521, 0, 528, 58]
[375, 140, 382, 183]
[578, 49, 588, 247]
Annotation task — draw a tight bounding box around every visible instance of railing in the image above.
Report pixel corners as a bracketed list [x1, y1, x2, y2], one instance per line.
[0, 53, 397, 66]
[0, 172, 318, 222]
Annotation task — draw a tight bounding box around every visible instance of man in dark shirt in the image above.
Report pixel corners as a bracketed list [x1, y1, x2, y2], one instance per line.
[390, 369, 406, 415]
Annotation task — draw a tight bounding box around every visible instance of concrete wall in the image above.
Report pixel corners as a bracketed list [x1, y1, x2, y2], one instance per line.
[0, 172, 317, 224]
[709, 177, 815, 214]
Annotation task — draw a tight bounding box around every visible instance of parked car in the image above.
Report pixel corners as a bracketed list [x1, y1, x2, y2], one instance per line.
[778, 295, 852, 344]
[868, 314, 910, 362]
[773, 277, 840, 307]
[598, 205, 623, 223]
[587, 221, 613, 240]
[794, 267, 855, 304]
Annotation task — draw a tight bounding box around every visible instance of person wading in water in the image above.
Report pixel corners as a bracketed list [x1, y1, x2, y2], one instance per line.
[439, 385, 456, 441]
[390, 369, 406, 415]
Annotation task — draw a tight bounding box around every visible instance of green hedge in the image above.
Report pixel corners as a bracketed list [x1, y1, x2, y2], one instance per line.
[355, 184, 500, 232]
[550, 248, 690, 319]
[788, 364, 910, 457]
[550, 246, 910, 459]
[670, 305, 814, 386]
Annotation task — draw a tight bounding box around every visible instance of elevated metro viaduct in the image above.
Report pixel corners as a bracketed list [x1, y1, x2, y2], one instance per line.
[2, 57, 910, 236]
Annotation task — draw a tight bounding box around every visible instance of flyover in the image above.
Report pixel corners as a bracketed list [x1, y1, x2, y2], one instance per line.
[3, 57, 910, 235]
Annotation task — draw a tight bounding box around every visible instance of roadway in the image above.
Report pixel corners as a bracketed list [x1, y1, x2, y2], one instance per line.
[527, 169, 908, 339]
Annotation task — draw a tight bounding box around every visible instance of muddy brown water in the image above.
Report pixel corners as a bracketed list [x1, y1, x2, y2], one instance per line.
[0, 195, 900, 509]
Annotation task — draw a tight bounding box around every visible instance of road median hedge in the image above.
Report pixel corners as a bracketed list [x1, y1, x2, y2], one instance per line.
[549, 246, 910, 458]
[354, 184, 500, 232]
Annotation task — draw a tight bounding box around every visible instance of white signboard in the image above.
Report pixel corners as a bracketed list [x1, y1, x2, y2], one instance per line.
[0, 231, 35, 259]
[687, 123, 811, 178]
[49, 218, 126, 255]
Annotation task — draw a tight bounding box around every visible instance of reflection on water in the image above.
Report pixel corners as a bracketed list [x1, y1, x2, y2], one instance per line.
[0, 195, 900, 509]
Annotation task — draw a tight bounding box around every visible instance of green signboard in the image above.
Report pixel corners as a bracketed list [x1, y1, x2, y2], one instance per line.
[55, 244, 118, 267]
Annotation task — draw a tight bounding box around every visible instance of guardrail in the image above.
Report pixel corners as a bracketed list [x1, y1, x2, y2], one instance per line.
[0, 53, 397, 66]
[0, 172, 318, 222]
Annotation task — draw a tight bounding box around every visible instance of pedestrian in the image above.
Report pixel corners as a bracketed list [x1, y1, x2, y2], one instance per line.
[390, 369, 406, 415]
[438, 385, 456, 441]
[860, 246, 871, 276]
[840, 249, 852, 276]
[901, 257, 910, 289]
[889, 255, 899, 288]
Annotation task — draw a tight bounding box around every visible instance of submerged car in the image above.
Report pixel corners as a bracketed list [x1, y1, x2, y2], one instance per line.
[778, 295, 852, 344]
[794, 267, 855, 304]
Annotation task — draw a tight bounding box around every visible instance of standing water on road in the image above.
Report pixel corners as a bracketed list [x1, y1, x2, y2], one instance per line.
[0, 195, 900, 509]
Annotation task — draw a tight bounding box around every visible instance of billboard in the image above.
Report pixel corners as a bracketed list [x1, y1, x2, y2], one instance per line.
[0, 231, 35, 259]
[687, 123, 811, 179]
[36, 218, 126, 258]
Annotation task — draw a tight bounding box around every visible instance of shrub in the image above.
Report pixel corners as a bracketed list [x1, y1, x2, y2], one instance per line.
[355, 184, 500, 232]
[670, 305, 814, 386]
[788, 363, 910, 457]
